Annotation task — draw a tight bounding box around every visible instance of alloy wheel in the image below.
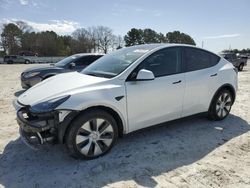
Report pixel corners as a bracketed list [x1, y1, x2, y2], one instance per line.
[216, 92, 232, 118]
[75, 118, 114, 157]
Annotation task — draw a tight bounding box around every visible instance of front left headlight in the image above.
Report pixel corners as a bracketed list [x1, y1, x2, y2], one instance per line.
[24, 72, 40, 78]
[30, 95, 70, 113]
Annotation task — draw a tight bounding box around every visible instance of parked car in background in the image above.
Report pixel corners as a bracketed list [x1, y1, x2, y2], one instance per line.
[18, 51, 38, 56]
[20, 53, 103, 89]
[220, 52, 247, 71]
[14, 44, 237, 160]
[4, 55, 32, 64]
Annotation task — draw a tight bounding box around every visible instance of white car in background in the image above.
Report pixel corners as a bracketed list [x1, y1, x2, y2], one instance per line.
[14, 44, 238, 160]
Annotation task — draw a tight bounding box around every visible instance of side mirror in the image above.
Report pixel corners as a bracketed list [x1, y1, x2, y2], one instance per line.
[136, 69, 155, 81]
[69, 62, 76, 69]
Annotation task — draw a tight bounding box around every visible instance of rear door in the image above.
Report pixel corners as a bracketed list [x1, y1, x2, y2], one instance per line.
[181, 47, 221, 117]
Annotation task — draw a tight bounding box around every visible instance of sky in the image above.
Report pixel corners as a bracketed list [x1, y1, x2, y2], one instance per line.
[0, 0, 249, 53]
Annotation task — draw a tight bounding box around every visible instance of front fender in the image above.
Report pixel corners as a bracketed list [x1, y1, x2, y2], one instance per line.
[56, 86, 128, 135]
[57, 102, 128, 143]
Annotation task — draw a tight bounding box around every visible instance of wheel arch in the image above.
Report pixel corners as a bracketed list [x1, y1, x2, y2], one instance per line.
[59, 105, 125, 143]
[209, 83, 236, 111]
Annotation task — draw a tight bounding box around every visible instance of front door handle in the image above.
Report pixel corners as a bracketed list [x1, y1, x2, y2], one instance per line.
[210, 73, 217, 77]
[172, 80, 182, 84]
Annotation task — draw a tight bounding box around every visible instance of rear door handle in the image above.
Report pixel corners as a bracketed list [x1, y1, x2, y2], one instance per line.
[172, 80, 182, 84]
[210, 73, 217, 77]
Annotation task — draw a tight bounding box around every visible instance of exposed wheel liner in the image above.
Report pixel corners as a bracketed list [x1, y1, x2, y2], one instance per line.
[57, 111, 79, 143]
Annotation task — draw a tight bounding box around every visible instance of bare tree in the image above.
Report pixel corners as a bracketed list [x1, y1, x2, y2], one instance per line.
[113, 35, 124, 50]
[15, 21, 33, 33]
[90, 26, 116, 54]
[71, 28, 95, 53]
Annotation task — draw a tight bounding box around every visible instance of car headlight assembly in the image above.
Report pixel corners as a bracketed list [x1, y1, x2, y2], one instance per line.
[30, 95, 70, 113]
[24, 72, 40, 78]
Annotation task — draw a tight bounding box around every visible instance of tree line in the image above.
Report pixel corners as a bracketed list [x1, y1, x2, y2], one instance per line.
[124, 28, 195, 46]
[0, 21, 196, 56]
[222, 48, 250, 54]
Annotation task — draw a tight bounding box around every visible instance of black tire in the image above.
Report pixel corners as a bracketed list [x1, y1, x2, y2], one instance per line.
[25, 60, 30, 64]
[65, 109, 118, 160]
[238, 63, 244, 71]
[7, 60, 13, 64]
[208, 89, 233, 121]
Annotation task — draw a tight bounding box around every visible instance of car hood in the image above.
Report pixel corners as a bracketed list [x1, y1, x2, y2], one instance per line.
[22, 64, 62, 73]
[18, 72, 109, 105]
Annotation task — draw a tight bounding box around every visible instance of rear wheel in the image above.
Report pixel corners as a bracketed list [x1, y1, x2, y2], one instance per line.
[238, 63, 244, 71]
[66, 109, 118, 160]
[208, 89, 233, 120]
[25, 60, 30, 64]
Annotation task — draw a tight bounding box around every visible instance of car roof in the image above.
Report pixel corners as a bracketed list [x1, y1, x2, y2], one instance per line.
[130, 43, 203, 50]
[129, 43, 218, 56]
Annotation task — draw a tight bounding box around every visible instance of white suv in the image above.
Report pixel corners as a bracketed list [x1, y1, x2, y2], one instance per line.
[14, 44, 238, 159]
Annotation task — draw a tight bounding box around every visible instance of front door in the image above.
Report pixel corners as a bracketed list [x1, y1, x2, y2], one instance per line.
[125, 47, 185, 132]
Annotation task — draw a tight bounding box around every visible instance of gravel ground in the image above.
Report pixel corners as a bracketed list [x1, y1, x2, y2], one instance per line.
[0, 61, 250, 188]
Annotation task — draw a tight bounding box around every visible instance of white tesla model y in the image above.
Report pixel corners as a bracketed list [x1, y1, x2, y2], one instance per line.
[14, 44, 238, 159]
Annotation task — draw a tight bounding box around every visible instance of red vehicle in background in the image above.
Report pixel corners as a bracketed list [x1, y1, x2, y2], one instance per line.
[18, 51, 38, 56]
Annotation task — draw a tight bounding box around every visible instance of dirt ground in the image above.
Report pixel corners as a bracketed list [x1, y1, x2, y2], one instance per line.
[0, 61, 250, 188]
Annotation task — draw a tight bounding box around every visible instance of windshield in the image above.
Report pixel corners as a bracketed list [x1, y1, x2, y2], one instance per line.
[55, 55, 81, 67]
[81, 45, 159, 78]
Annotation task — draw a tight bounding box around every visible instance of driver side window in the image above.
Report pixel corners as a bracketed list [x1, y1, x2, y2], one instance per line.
[137, 47, 181, 77]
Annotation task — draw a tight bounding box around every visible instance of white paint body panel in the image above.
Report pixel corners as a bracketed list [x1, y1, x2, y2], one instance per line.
[126, 73, 185, 132]
[17, 44, 237, 135]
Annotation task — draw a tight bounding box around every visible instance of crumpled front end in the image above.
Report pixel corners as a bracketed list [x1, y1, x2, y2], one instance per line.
[16, 101, 59, 149]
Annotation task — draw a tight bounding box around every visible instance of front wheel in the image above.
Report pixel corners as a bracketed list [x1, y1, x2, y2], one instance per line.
[65, 109, 118, 160]
[208, 89, 233, 120]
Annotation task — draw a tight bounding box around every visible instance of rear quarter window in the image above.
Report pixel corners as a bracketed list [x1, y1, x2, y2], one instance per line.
[184, 47, 220, 72]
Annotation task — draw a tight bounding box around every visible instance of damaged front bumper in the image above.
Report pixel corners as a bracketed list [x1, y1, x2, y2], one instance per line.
[16, 107, 59, 149]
